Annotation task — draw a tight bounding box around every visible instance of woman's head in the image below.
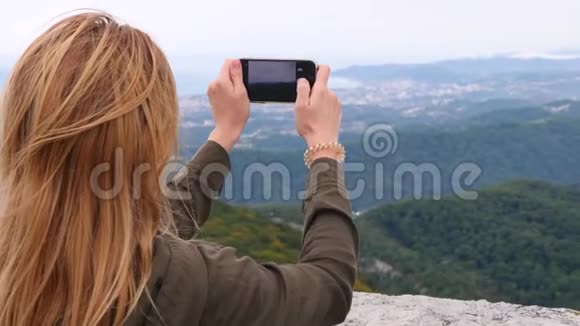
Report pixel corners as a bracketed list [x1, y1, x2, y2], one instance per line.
[0, 11, 177, 325]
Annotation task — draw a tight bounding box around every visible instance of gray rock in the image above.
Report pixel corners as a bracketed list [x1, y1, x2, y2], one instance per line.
[340, 293, 580, 326]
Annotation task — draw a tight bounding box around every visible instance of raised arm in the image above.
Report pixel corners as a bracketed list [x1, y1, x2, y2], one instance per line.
[168, 59, 249, 239]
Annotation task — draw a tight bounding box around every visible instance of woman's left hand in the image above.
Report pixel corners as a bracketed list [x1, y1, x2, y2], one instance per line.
[207, 59, 250, 151]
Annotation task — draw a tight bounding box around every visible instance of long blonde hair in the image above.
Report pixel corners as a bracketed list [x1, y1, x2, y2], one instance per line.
[0, 12, 178, 325]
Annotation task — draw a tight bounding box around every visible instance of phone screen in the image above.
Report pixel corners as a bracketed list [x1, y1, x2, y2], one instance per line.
[241, 59, 316, 103]
[248, 61, 296, 84]
[246, 60, 296, 102]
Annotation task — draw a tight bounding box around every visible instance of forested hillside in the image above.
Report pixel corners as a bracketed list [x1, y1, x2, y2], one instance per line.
[356, 181, 580, 309]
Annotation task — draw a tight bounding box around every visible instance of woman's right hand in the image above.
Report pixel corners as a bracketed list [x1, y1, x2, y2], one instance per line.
[207, 59, 250, 152]
[294, 65, 342, 161]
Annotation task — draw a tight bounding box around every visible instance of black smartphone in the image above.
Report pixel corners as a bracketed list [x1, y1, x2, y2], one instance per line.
[240, 59, 316, 103]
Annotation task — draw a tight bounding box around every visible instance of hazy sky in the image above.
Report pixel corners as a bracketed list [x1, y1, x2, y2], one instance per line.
[1, 0, 580, 71]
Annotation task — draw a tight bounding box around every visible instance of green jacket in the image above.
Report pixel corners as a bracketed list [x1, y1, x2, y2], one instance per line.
[125, 141, 359, 326]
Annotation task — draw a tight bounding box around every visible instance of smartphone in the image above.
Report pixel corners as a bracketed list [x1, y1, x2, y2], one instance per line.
[240, 59, 316, 103]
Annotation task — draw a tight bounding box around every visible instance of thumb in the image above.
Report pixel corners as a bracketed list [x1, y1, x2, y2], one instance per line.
[230, 59, 244, 90]
[295, 78, 311, 109]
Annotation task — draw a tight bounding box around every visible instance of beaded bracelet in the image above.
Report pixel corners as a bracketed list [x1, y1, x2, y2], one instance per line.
[304, 142, 346, 168]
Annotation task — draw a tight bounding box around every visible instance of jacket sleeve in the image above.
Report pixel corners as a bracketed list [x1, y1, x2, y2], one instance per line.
[196, 158, 359, 326]
[167, 140, 230, 239]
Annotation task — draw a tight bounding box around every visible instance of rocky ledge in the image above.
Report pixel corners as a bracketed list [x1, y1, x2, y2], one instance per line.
[340, 292, 580, 326]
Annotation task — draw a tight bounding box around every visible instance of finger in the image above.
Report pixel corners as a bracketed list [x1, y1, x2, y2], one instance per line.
[313, 65, 331, 90]
[230, 59, 245, 91]
[295, 78, 311, 109]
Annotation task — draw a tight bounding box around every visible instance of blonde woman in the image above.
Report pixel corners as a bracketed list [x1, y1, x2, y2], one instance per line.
[0, 12, 357, 326]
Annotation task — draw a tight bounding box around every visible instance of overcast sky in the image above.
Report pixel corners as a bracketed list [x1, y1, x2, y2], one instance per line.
[1, 0, 580, 72]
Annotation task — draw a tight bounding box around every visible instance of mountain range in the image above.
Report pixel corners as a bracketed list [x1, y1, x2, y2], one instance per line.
[334, 57, 580, 83]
